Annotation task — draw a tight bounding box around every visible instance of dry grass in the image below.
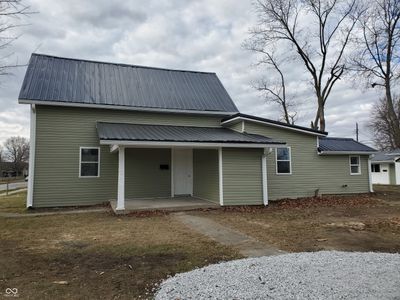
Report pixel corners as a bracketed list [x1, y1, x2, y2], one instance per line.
[199, 191, 400, 253]
[0, 212, 240, 299]
[0, 191, 26, 213]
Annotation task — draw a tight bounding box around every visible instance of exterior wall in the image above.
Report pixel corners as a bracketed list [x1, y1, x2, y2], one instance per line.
[222, 148, 263, 205]
[395, 162, 400, 184]
[125, 148, 171, 199]
[32, 105, 222, 207]
[227, 121, 243, 133]
[371, 163, 391, 184]
[243, 122, 370, 200]
[389, 164, 396, 185]
[193, 149, 219, 203]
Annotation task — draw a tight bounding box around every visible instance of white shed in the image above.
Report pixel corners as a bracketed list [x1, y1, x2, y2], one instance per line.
[371, 151, 400, 185]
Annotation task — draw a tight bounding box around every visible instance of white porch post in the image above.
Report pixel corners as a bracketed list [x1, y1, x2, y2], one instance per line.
[262, 148, 268, 206]
[117, 146, 125, 210]
[218, 147, 223, 205]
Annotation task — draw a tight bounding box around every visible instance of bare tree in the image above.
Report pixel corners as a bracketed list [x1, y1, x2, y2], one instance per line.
[0, 145, 3, 162]
[3, 136, 29, 175]
[369, 96, 400, 150]
[249, 49, 298, 124]
[247, 0, 361, 131]
[0, 0, 33, 77]
[351, 0, 400, 148]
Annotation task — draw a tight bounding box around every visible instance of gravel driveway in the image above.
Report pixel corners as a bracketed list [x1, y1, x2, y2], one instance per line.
[155, 251, 400, 299]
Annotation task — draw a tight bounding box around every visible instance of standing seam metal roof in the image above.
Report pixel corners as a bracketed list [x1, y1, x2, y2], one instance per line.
[96, 122, 284, 144]
[19, 53, 239, 113]
[318, 137, 376, 152]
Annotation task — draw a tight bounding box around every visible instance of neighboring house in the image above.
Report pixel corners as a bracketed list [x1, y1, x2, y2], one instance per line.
[371, 150, 400, 185]
[0, 161, 28, 178]
[18, 54, 376, 209]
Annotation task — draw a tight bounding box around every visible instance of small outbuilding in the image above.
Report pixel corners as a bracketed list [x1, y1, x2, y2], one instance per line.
[370, 150, 400, 185]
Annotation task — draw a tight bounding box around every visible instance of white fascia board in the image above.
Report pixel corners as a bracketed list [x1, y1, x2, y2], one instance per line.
[18, 99, 236, 116]
[100, 140, 283, 148]
[221, 116, 327, 137]
[318, 150, 377, 155]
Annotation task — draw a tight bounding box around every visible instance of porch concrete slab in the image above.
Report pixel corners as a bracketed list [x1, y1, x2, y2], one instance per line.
[173, 212, 286, 258]
[110, 196, 218, 214]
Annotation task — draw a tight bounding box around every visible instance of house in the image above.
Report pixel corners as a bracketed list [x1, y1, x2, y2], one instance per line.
[18, 53, 376, 210]
[371, 150, 400, 185]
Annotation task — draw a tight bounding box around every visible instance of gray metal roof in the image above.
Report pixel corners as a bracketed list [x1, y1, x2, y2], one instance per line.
[96, 122, 284, 145]
[19, 53, 239, 114]
[371, 150, 400, 162]
[318, 137, 376, 153]
[371, 152, 395, 162]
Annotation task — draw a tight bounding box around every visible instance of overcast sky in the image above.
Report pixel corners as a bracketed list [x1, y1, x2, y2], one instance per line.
[0, 0, 382, 145]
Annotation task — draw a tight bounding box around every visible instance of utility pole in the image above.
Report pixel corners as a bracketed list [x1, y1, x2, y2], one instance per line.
[356, 123, 359, 142]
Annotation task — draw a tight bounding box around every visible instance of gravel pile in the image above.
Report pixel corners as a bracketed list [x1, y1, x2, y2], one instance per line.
[155, 251, 400, 299]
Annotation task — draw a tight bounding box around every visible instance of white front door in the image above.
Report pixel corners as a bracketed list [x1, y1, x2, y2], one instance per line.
[173, 148, 193, 196]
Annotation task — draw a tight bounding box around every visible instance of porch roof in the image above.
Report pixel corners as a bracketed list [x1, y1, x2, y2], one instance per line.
[97, 122, 284, 146]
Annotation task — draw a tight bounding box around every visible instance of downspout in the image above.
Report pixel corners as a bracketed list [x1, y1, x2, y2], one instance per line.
[262, 148, 268, 206]
[27, 104, 36, 208]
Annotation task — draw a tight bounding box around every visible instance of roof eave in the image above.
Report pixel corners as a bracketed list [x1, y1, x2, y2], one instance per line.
[99, 139, 284, 148]
[221, 115, 327, 137]
[19, 99, 237, 116]
[318, 150, 377, 155]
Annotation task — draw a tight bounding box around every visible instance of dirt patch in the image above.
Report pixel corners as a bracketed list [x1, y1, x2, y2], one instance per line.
[200, 193, 400, 253]
[0, 213, 240, 299]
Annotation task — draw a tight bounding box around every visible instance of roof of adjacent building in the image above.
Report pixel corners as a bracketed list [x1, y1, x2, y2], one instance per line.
[96, 122, 284, 145]
[221, 113, 328, 136]
[318, 137, 376, 153]
[371, 150, 400, 162]
[19, 53, 239, 114]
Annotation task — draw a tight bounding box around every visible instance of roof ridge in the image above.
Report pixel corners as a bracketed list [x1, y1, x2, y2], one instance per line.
[32, 53, 216, 75]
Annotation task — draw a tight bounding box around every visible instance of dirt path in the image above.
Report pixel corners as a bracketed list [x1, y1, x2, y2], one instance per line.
[172, 212, 285, 257]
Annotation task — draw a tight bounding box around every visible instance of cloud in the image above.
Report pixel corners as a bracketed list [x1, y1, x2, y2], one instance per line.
[0, 0, 380, 146]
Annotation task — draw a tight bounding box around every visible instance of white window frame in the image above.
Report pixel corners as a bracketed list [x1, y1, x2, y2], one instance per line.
[276, 146, 292, 175]
[79, 147, 100, 178]
[349, 155, 361, 175]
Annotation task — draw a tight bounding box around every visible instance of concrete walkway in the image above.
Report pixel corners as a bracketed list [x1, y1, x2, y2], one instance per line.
[173, 212, 285, 258]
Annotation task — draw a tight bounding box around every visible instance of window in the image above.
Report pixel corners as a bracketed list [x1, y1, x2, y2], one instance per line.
[276, 147, 291, 174]
[349, 156, 361, 175]
[80, 147, 100, 177]
[371, 164, 380, 173]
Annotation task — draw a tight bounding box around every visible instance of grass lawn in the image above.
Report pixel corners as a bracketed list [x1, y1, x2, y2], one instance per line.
[0, 210, 241, 299]
[199, 186, 400, 253]
[0, 186, 399, 299]
[0, 191, 26, 213]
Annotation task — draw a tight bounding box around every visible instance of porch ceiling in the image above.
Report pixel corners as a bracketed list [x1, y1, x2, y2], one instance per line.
[97, 122, 284, 147]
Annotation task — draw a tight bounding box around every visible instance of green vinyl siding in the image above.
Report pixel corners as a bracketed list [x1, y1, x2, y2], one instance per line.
[244, 122, 370, 200]
[125, 148, 171, 199]
[227, 121, 243, 133]
[222, 148, 263, 205]
[193, 149, 219, 203]
[32, 105, 221, 207]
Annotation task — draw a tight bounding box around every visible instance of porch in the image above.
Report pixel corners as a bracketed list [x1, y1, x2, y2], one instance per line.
[110, 196, 218, 214]
[97, 122, 284, 212]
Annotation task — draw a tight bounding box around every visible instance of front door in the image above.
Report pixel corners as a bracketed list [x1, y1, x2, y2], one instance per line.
[173, 149, 193, 196]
